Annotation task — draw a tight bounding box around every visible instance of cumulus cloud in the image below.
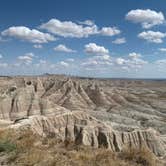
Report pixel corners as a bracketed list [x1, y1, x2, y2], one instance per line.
[78, 20, 95, 26]
[33, 44, 43, 48]
[84, 43, 109, 56]
[112, 37, 126, 44]
[100, 27, 121, 36]
[18, 56, 33, 61]
[158, 48, 166, 52]
[81, 55, 112, 67]
[127, 52, 147, 69]
[126, 9, 165, 29]
[81, 51, 147, 72]
[81, 60, 98, 66]
[138, 31, 166, 43]
[0, 54, 3, 59]
[39, 60, 47, 64]
[2, 26, 56, 43]
[17, 52, 34, 64]
[115, 58, 125, 65]
[34, 59, 48, 68]
[54, 44, 76, 53]
[59, 61, 69, 67]
[127, 58, 147, 68]
[114, 52, 147, 71]
[66, 58, 74, 62]
[40, 19, 98, 38]
[40, 18, 121, 38]
[129, 52, 142, 59]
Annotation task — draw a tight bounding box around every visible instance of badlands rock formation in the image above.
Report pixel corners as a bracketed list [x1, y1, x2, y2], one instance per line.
[0, 75, 166, 156]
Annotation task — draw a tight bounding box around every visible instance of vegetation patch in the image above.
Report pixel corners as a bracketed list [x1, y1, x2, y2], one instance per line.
[0, 141, 16, 153]
[0, 129, 163, 166]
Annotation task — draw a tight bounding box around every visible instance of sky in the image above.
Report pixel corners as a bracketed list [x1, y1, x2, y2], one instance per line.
[0, 0, 166, 78]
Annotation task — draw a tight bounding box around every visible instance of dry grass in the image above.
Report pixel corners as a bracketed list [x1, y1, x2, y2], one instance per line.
[119, 146, 158, 166]
[0, 129, 163, 166]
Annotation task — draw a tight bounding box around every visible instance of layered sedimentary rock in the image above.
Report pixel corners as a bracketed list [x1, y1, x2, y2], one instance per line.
[11, 111, 165, 156]
[0, 75, 166, 156]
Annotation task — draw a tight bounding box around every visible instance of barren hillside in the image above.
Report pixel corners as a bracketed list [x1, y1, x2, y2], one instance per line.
[0, 75, 165, 165]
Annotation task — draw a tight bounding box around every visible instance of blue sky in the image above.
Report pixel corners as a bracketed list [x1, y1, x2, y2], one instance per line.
[0, 0, 166, 78]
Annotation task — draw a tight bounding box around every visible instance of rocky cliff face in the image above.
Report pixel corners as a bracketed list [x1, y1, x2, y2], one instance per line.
[0, 75, 166, 157]
[11, 111, 165, 156]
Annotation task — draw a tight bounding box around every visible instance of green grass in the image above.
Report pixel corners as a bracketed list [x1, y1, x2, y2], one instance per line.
[0, 141, 16, 153]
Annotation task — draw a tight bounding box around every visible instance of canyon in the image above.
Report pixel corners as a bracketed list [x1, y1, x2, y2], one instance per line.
[0, 75, 166, 162]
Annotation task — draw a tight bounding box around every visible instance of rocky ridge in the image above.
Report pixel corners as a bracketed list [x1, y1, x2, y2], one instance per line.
[0, 75, 166, 157]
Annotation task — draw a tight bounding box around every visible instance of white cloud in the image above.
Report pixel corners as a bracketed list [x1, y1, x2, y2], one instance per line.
[33, 44, 43, 48]
[18, 56, 32, 61]
[66, 58, 74, 62]
[158, 48, 166, 52]
[98, 54, 110, 60]
[40, 18, 98, 38]
[115, 58, 125, 65]
[100, 27, 121, 36]
[138, 31, 166, 43]
[2, 26, 56, 43]
[78, 20, 95, 26]
[112, 37, 126, 44]
[35, 59, 47, 68]
[39, 60, 47, 64]
[37, 53, 147, 74]
[155, 59, 166, 65]
[40, 18, 121, 38]
[0, 54, 3, 59]
[84, 43, 109, 56]
[126, 9, 165, 29]
[82, 60, 98, 66]
[54, 44, 76, 53]
[129, 52, 142, 59]
[114, 53, 148, 71]
[0, 63, 8, 67]
[17, 52, 34, 64]
[59, 61, 69, 67]
[127, 58, 148, 68]
[81, 54, 111, 67]
[121, 66, 129, 71]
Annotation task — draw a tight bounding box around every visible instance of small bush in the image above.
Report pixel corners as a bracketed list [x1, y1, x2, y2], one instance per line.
[0, 141, 16, 153]
[15, 129, 36, 152]
[119, 146, 157, 166]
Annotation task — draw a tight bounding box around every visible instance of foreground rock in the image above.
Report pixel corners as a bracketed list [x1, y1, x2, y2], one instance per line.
[9, 111, 165, 157]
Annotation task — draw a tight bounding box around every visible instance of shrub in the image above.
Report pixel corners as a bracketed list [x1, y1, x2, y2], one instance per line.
[0, 141, 16, 153]
[119, 146, 157, 166]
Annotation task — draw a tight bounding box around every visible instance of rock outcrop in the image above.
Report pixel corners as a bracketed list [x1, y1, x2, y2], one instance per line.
[0, 75, 166, 157]
[10, 111, 165, 156]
